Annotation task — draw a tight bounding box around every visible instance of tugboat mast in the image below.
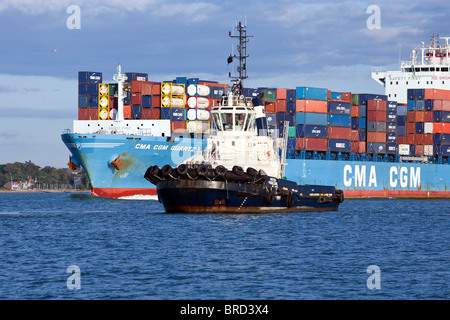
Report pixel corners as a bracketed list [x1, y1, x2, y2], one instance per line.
[228, 21, 253, 101]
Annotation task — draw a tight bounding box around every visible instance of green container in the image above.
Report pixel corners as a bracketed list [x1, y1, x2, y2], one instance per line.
[109, 83, 118, 96]
[351, 94, 359, 106]
[288, 126, 296, 138]
[263, 89, 277, 102]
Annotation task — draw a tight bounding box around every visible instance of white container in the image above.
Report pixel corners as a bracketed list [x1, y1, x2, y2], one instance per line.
[171, 97, 184, 107]
[398, 144, 410, 155]
[424, 145, 434, 156]
[424, 122, 434, 134]
[186, 109, 210, 121]
[186, 96, 210, 109]
[187, 84, 210, 97]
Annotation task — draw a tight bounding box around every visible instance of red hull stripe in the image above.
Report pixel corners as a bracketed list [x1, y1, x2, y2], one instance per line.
[344, 190, 450, 198]
[92, 188, 157, 198]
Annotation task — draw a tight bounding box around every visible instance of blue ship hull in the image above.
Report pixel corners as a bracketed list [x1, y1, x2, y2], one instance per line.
[62, 133, 450, 198]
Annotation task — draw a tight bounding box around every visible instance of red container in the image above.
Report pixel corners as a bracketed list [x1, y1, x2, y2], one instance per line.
[78, 108, 88, 120]
[151, 108, 161, 119]
[152, 95, 161, 108]
[296, 99, 327, 113]
[415, 144, 424, 155]
[295, 138, 328, 151]
[358, 141, 366, 153]
[367, 110, 386, 121]
[397, 136, 407, 144]
[275, 99, 287, 112]
[265, 102, 276, 113]
[210, 98, 221, 108]
[351, 105, 359, 117]
[131, 92, 142, 105]
[328, 126, 351, 139]
[423, 134, 433, 145]
[407, 122, 416, 134]
[424, 111, 433, 122]
[88, 107, 98, 120]
[407, 112, 416, 123]
[171, 121, 186, 133]
[367, 132, 386, 143]
[151, 82, 161, 95]
[406, 133, 415, 144]
[367, 99, 387, 111]
[350, 130, 359, 141]
[415, 134, 424, 145]
[109, 96, 117, 108]
[277, 88, 288, 100]
[141, 107, 152, 119]
[434, 122, 450, 133]
[341, 92, 352, 102]
[415, 111, 424, 122]
[351, 141, 359, 153]
[424, 89, 450, 100]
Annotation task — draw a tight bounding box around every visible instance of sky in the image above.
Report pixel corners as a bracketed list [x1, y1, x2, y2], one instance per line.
[0, 0, 449, 168]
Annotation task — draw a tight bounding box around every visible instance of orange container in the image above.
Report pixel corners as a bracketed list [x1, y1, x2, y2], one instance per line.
[123, 105, 131, 119]
[275, 99, 287, 112]
[351, 105, 359, 117]
[277, 88, 288, 100]
[358, 141, 366, 153]
[295, 99, 327, 113]
[424, 89, 450, 100]
[265, 102, 276, 113]
[328, 126, 351, 139]
[367, 132, 386, 143]
[415, 111, 424, 122]
[434, 122, 450, 133]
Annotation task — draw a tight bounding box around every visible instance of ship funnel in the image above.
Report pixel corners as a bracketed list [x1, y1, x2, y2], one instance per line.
[252, 97, 268, 136]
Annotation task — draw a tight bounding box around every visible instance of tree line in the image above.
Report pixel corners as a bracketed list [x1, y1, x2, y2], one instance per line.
[0, 161, 90, 190]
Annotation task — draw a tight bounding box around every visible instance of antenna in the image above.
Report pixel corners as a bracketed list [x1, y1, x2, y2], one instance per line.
[228, 21, 253, 99]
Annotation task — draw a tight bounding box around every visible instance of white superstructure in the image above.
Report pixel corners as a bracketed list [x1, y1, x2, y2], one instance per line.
[372, 33, 450, 103]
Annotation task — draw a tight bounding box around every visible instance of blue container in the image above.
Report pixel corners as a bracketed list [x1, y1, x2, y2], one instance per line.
[359, 130, 366, 141]
[367, 142, 386, 154]
[243, 88, 254, 98]
[386, 132, 397, 143]
[277, 124, 285, 138]
[78, 84, 88, 95]
[424, 100, 434, 111]
[415, 122, 424, 134]
[88, 83, 98, 96]
[89, 95, 98, 108]
[161, 107, 171, 119]
[175, 77, 187, 85]
[397, 126, 407, 136]
[415, 88, 425, 100]
[78, 95, 88, 108]
[397, 105, 407, 116]
[433, 133, 450, 145]
[397, 116, 406, 126]
[329, 92, 342, 100]
[188, 78, 199, 85]
[359, 117, 367, 130]
[358, 93, 388, 105]
[266, 114, 277, 126]
[125, 72, 148, 82]
[296, 87, 328, 101]
[328, 139, 351, 152]
[124, 91, 131, 105]
[171, 108, 185, 121]
[359, 105, 367, 117]
[328, 114, 351, 127]
[434, 145, 450, 156]
[296, 112, 328, 126]
[415, 100, 424, 111]
[386, 122, 397, 133]
[286, 101, 296, 115]
[78, 71, 102, 84]
[296, 125, 304, 137]
[386, 111, 397, 122]
[351, 117, 359, 129]
[407, 100, 416, 111]
[328, 101, 351, 115]
[131, 105, 142, 119]
[407, 88, 416, 100]
[295, 113, 305, 125]
[286, 89, 296, 101]
[142, 95, 152, 108]
[211, 86, 226, 99]
[386, 143, 398, 154]
[304, 125, 327, 138]
[276, 112, 286, 126]
[387, 101, 397, 112]
[433, 111, 450, 122]
[287, 138, 296, 150]
[286, 114, 295, 126]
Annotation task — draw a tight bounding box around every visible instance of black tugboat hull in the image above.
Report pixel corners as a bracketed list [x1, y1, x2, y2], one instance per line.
[156, 179, 342, 214]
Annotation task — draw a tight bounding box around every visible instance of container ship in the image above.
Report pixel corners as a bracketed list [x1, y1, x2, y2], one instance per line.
[61, 27, 450, 199]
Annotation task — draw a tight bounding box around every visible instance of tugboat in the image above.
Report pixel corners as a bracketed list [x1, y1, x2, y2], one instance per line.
[144, 22, 344, 213]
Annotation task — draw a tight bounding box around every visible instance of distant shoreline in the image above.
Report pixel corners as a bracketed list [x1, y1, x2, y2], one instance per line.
[0, 189, 90, 194]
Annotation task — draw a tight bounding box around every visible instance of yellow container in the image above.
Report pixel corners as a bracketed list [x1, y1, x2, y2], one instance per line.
[161, 82, 185, 96]
[98, 83, 109, 96]
[98, 108, 109, 120]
